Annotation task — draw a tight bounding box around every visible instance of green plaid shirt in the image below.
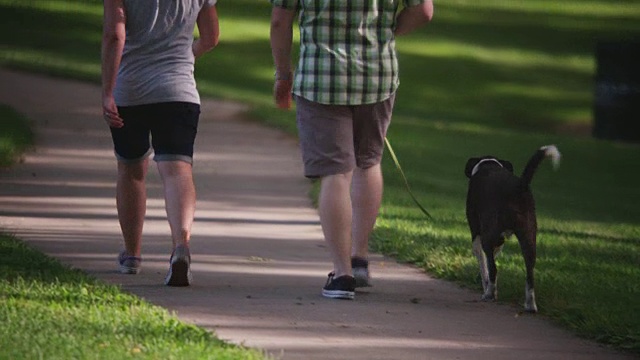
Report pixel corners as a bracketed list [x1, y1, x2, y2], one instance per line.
[272, 0, 424, 105]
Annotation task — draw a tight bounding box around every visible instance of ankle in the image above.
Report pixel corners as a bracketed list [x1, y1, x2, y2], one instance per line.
[333, 272, 352, 279]
[351, 256, 368, 268]
[173, 241, 190, 250]
[123, 249, 141, 257]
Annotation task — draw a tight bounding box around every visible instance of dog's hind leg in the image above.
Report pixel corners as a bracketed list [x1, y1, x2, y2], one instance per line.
[472, 236, 489, 292]
[516, 229, 538, 313]
[481, 235, 500, 302]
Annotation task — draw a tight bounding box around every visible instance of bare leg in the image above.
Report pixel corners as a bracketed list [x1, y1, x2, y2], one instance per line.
[318, 171, 353, 278]
[157, 161, 196, 249]
[351, 164, 383, 259]
[116, 159, 149, 257]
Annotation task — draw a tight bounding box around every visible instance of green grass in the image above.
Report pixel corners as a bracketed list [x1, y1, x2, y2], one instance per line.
[0, 233, 268, 360]
[1, 0, 639, 354]
[2, 0, 638, 132]
[0, 105, 34, 167]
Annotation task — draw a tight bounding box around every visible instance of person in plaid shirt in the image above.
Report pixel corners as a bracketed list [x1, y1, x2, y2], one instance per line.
[270, 0, 433, 299]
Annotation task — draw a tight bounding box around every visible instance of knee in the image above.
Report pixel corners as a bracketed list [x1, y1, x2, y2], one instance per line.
[118, 161, 147, 181]
[158, 161, 193, 180]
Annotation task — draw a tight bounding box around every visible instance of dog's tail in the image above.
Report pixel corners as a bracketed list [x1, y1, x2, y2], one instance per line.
[520, 145, 561, 190]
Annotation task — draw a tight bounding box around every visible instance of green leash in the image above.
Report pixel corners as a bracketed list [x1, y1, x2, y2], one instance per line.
[384, 137, 433, 219]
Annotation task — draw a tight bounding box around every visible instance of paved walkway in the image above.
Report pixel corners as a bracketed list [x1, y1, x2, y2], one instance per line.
[0, 69, 634, 360]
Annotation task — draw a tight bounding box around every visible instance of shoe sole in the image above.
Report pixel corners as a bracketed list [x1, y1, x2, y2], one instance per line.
[165, 259, 191, 287]
[120, 266, 141, 275]
[322, 289, 355, 300]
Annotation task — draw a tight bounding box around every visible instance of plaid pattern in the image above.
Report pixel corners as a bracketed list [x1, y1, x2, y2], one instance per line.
[272, 0, 425, 105]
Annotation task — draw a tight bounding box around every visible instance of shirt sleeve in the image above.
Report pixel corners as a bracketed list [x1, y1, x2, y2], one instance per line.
[204, 0, 217, 7]
[270, 0, 298, 10]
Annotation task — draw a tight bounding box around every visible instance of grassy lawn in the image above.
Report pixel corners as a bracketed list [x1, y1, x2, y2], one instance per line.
[0, 0, 639, 354]
[0, 233, 268, 359]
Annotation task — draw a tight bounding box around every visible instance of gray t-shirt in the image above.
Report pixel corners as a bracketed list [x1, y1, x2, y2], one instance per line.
[115, 0, 217, 106]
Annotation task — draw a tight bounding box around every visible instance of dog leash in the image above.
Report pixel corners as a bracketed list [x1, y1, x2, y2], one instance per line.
[384, 137, 433, 219]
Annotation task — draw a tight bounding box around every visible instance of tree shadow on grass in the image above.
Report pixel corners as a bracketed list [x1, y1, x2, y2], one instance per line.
[429, 3, 640, 56]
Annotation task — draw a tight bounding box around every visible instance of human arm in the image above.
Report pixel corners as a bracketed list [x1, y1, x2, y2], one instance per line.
[193, 4, 220, 58]
[101, 0, 126, 128]
[270, 6, 296, 109]
[395, 0, 434, 37]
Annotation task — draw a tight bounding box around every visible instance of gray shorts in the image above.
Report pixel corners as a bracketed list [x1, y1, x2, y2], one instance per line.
[295, 94, 395, 178]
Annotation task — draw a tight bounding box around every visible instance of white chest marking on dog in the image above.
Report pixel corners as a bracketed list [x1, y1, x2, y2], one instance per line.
[471, 158, 503, 176]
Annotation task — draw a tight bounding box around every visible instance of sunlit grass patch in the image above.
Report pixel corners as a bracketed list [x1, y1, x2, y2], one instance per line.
[0, 234, 269, 360]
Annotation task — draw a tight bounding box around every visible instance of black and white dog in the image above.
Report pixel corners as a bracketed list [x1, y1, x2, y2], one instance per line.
[464, 145, 560, 313]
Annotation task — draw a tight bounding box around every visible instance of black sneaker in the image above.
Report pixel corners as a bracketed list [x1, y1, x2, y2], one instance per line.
[351, 256, 372, 288]
[164, 245, 192, 287]
[322, 272, 355, 300]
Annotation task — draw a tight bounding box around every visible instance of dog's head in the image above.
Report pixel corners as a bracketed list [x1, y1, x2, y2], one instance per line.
[464, 156, 513, 178]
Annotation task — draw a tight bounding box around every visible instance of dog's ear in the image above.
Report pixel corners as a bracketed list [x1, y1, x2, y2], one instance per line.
[465, 158, 481, 178]
[500, 160, 514, 173]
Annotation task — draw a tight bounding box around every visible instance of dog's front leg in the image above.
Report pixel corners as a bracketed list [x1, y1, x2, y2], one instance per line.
[525, 283, 537, 313]
[472, 236, 489, 292]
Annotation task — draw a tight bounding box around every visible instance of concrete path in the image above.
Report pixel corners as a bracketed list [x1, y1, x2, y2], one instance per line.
[0, 69, 634, 360]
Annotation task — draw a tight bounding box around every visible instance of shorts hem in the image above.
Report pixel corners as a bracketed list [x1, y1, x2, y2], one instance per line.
[154, 154, 193, 165]
[115, 149, 152, 163]
[304, 164, 354, 179]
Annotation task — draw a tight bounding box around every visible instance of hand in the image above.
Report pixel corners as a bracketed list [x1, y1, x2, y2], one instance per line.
[102, 95, 124, 128]
[274, 78, 293, 110]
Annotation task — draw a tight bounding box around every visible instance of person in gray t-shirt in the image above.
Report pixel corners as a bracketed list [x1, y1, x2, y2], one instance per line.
[101, 0, 219, 286]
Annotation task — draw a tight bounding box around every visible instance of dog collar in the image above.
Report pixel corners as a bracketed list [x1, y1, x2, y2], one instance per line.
[471, 158, 503, 176]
